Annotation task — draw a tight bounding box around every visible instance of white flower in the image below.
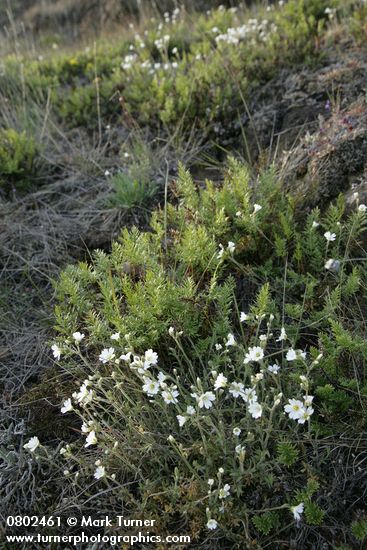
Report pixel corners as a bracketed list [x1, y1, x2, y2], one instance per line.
[218, 484, 231, 499]
[312, 221, 320, 228]
[297, 406, 314, 424]
[75, 383, 93, 405]
[324, 258, 340, 272]
[119, 351, 132, 362]
[243, 388, 257, 403]
[61, 398, 73, 414]
[303, 395, 314, 407]
[248, 401, 262, 419]
[225, 333, 236, 347]
[244, 346, 264, 364]
[208, 478, 215, 486]
[23, 436, 40, 453]
[276, 327, 287, 341]
[157, 372, 166, 386]
[284, 399, 305, 420]
[81, 421, 94, 433]
[286, 348, 297, 361]
[186, 405, 195, 415]
[99, 347, 115, 363]
[217, 244, 225, 259]
[144, 349, 158, 368]
[162, 386, 179, 405]
[94, 465, 106, 480]
[358, 204, 367, 212]
[235, 444, 246, 455]
[229, 381, 245, 398]
[51, 344, 61, 360]
[85, 431, 97, 447]
[214, 373, 227, 390]
[268, 364, 280, 374]
[176, 415, 187, 427]
[197, 391, 216, 409]
[142, 377, 160, 396]
[72, 331, 85, 343]
[215, 343, 223, 351]
[104, 170, 110, 176]
[259, 334, 267, 342]
[110, 332, 120, 340]
[240, 312, 249, 322]
[324, 231, 336, 242]
[233, 427, 241, 436]
[227, 241, 235, 253]
[207, 518, 218, 530]
[253, 203, 262, 213]
[168, 326, 175, 336]
[291, 502, 304, 521]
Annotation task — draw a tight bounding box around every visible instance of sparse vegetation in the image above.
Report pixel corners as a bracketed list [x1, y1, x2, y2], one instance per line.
[1, 1, 367, 549]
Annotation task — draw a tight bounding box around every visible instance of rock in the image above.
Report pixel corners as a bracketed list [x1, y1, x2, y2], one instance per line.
[282, 99, 367, 211]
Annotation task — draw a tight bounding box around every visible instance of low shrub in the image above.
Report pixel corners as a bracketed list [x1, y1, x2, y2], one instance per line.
[37, 160, 367, 547]
[0, 128, 41, 192]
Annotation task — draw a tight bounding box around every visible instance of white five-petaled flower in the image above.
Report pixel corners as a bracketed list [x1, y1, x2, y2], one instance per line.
[248, 401, 262, 419]
[291, 502, 304, 521]
[240, 312, 249, 322]
[324, 258, 341, 272]
[157, 372, 166, 386]
[197, 391, 216, 409]
[99, 347, 115, 363]
[61, 398, 73, 414]
[229, 381, 245, 398]
[286, 348, 297, 361]
[217, 244, 225, 259]
[324, 231, 336, 242]
[276, 327, 287, 341]
[214, 373, 227, 390]
[244, 346, 264, 364]
[225, 333, 236, 347]
[176, 415, 187, 427]
[303, 395, 314, 406]
[162, 386, 179, 405]
[253, 203, 262, 214]
[233, 427, 241, 436]
[85, 430, 97, 447]
[312, 221, 320, 228]
[242, 387, 258, 403]
[207, 518, 218, 530]
[186, 405, 195, 415]
[72, 331, 85, 343]
[142, 377, 160, 396]
[227, 241, 235, 254]
[284, 399, 304, 420]
[110, 332, 120, 340]
[218, 483, 231, 499]
[297, 406, 314, 424]
[23, 436, 40, 453]
[215, 343, 223, 351]
[74, 383, 93, 405]
[51, 344, 61, 360]
[94, 465, 106, 480]
[268, 364, 280, 374]
[358, 204, 367, 212]
[120, 351, 132, 362]
[144, 349, 158, 368]
[81, 421, 94, 433]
